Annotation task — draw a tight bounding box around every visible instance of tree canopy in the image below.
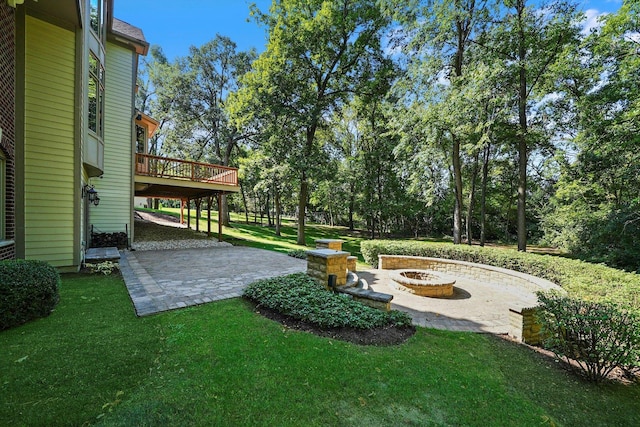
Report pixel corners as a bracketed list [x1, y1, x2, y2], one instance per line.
[138, 0, 640, 272]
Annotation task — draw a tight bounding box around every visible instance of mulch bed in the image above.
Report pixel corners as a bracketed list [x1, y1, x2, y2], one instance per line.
[249, 303, 416, 346]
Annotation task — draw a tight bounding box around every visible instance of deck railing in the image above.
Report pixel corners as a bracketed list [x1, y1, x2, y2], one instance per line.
[135, 153, 238, 186]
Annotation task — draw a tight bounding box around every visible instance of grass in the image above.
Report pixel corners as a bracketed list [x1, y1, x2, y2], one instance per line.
[3, 210, 638, 425]
[136, 207, 368, 263]
[2, 273, 639, 426]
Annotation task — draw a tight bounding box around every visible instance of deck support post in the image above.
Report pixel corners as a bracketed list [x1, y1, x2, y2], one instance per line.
[207, 195, 212, 237]
[218, 193, 223, 242]
[195, 198, 201, 232]
[180, 198, 185, 224]
[187, 199, 191, 230]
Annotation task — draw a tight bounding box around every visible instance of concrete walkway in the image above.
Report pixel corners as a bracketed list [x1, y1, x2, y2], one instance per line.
[120, 246, 540, 334]
[120, 246, 306, 316]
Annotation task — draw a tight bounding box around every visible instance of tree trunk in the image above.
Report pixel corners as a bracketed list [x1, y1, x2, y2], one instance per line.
[452, 136, 464, 244]
[467, 150, 480, 245]
[297, 176, 307, 245]
[240, 181, 249, 224]
[221, 195, 230, 226]
[220, 136, 235, 227]
[376, 160, 384, 238]
[266, 191, 272, 226]
[274, 189, 281, 236]
[348, 181, 355, 231]
[253, 191, 258, 224]
[370, 215, 376, 240]
[517, 0, 528, 252]
[480, 143, 491, 246]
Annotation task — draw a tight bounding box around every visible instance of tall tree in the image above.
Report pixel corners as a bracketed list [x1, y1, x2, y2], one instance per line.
[232, 0, 390, 245]
[490, 0, 581, 250]
[541, 0, 640, 270]
[383, 0, 491, 244]
[164, 35, 256, 224]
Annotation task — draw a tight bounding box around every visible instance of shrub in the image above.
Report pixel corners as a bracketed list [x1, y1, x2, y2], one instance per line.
[243, 273, 412, 329]
[84, 261, 120, 275]
[537, 292, 640, 382]
[360, 240, 640, 312]
[0, 259, 61, 330]
[286, 249, 308, 260]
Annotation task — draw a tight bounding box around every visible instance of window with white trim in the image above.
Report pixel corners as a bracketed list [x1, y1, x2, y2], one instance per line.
[88, 52, 105, 137]
[89, 0, 106, 43]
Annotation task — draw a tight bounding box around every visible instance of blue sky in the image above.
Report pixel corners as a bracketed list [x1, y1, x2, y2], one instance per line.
[113, 0, 272, 60]
[113, 0, 623, 61]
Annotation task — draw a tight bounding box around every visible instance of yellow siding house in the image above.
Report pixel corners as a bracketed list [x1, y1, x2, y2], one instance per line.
[11, 0, 148, 271]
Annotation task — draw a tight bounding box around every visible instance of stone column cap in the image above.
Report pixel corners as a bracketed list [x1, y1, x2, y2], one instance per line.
[307, 249, 350, 258]
[315, 239, 345, 244]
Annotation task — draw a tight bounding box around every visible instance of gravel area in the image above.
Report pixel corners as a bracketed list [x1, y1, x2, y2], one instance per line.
[131, 239, 232, 251]
[133, 210, 232, 251]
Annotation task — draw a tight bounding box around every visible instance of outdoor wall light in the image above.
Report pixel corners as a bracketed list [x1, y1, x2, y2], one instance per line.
[7, 0, 26, 8]
[83, 185, 100, 206]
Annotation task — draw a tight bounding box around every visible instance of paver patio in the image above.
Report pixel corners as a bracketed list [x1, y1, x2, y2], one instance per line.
[120, 245, 542, 335]
[120, 246, 306, 316]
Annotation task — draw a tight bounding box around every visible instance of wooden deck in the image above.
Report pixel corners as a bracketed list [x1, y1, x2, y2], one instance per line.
[134, 154, 240, 199]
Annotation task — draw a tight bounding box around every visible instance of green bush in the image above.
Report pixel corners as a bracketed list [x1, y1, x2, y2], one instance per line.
[537, 292, 640, 382]
[361, 240, 640, 312]
[286, 249, 308, 260]
[243, 273, 412, 329]
[0, 259, 61, 330]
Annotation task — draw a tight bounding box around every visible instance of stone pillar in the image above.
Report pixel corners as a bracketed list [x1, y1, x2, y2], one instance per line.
[306, 249, 349, 289]
[347, 256, 357, 272]
[315, 239, 344, 251]
[509, 306, 542, 345]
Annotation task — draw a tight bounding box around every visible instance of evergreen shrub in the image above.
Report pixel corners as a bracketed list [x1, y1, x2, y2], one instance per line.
[243, 273, 411, 329]
[286, 249, 308, 260]
[0, 259, 61, 330]
[537, 292, 640, 382]
[361, 240, 640, 312]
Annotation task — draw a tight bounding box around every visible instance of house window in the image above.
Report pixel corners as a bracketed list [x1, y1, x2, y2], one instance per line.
[136, 125, 147, 155]
[88, 52, 105, 137]
[89, 0, 106, 42]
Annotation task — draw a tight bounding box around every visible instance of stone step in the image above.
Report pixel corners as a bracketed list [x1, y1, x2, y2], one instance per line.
[85, 247, 120, 263]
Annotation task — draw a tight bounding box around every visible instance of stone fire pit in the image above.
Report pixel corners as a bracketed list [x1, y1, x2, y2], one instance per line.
[388, 269, 456, 297]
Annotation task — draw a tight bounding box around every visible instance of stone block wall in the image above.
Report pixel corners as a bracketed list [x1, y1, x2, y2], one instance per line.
[307, 249, 349, 288]
[509, 307, 542, 345]
[347, 256, 357, 273]
[351, 295, 390, 311]
[378, 255, 562, 294]
[315, 239, 344, 251]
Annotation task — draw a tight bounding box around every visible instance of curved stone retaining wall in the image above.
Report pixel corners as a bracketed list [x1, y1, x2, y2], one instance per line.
[378, 255, 563, 294]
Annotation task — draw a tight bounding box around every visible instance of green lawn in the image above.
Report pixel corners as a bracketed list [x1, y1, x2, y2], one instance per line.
[137, 207, 442, 264]
[3, 212, 639, 425]
[2, 274, 639, 426]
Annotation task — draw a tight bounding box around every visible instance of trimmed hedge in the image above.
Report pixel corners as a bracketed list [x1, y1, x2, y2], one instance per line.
[361, 240, 640, 312]
[243, 273, 412, 329]
[0, 259, 61, 330]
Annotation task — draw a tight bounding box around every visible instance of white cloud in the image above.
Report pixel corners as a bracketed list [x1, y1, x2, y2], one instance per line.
[581, 9, 608, 35]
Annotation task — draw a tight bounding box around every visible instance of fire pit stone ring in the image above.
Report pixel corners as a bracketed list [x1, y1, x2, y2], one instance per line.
[388, 269, 456, 298]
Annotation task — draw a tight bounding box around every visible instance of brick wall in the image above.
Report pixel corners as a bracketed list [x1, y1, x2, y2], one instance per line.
[0, 4, 16, 260]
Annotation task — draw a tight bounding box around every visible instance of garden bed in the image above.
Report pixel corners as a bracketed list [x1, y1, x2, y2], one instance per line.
[250, 302, 415, 346]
